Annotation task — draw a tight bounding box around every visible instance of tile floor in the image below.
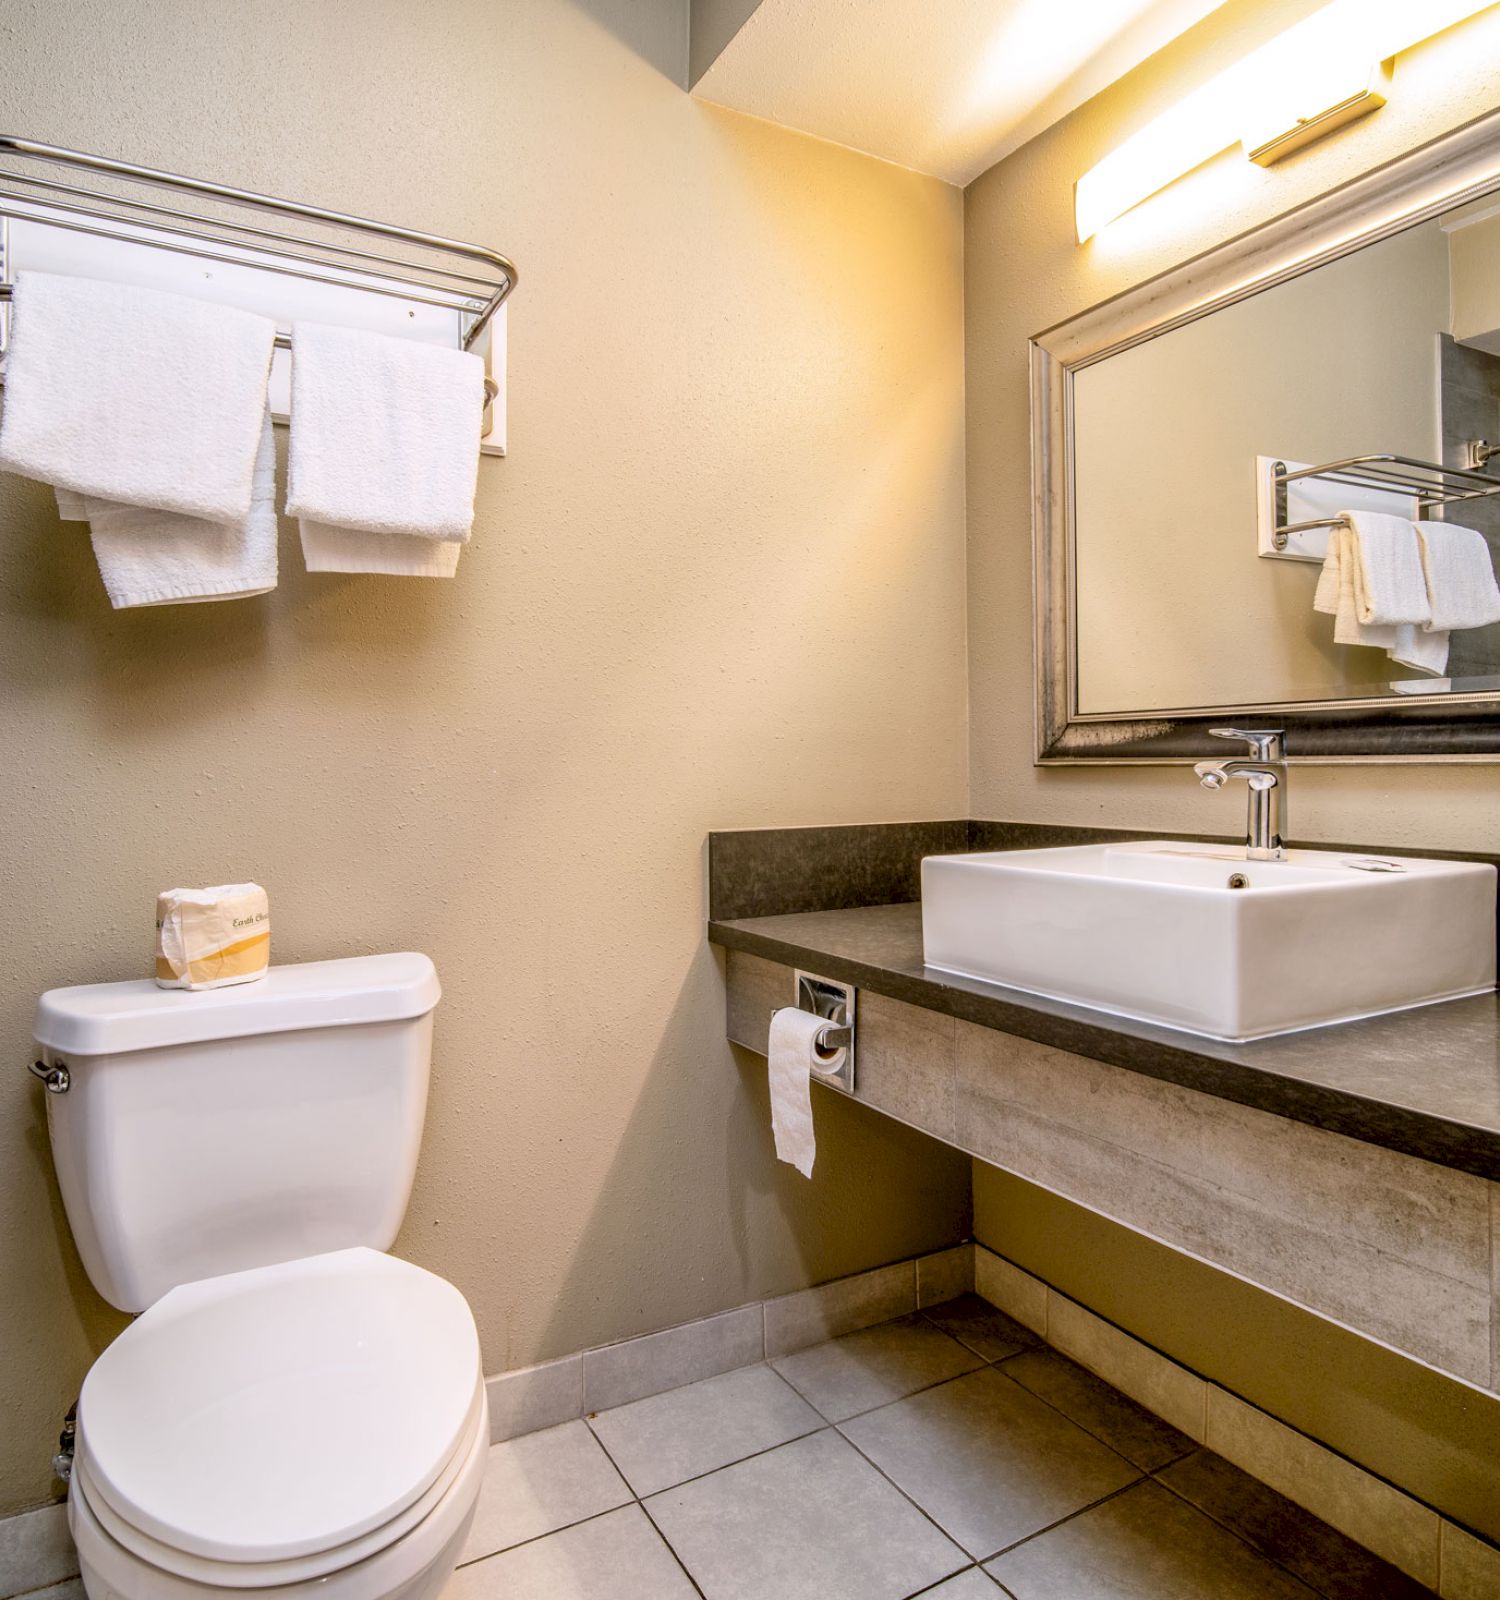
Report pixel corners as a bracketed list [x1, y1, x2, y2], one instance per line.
[445, 1295, 1435, 1600]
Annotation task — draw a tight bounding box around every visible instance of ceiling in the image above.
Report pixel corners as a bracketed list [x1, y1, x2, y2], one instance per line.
[690, 0, 1233, 187]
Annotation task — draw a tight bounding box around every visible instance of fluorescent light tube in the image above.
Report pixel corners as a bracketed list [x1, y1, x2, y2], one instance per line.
[1075, 0, 1498, 241]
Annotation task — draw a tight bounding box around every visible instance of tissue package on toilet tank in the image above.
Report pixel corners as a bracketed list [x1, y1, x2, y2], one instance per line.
[155, 883, 270, 990]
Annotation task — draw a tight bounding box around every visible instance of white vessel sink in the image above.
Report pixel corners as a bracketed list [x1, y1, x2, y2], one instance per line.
[920, 841, 1496, 1042]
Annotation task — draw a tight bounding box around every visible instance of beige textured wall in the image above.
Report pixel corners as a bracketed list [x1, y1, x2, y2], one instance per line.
[0, 0, 971, 1516]
[967, 0, 1500, 846]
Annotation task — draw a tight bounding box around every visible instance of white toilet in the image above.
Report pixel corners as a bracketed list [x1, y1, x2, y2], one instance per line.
[32, 953, 486, 1600]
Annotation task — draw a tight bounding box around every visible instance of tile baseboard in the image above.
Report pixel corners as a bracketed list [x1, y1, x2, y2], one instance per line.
[973, 1242, 1499, 1597]
[485, 1243, 973, 1440]
[0, 1501, 73, 1600]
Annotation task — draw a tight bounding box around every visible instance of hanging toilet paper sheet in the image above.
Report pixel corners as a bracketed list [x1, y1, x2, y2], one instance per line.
[155, 883, 270, 990]
[769, 1006, 826, 1179]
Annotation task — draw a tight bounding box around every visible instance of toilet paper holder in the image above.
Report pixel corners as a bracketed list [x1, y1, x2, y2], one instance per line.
[788, 970, 856, 1094]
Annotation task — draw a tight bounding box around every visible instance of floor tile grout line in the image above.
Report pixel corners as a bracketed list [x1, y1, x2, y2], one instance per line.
[1146, 1465, 1380, 1600]
[454, 1499, 636, 1570]
[917, 1302, 1044, 1361]
[767, 1318, 989, 1426]
[460, 1486, 711, 1600]
[979, 1477, 1148, 1566]
[829, 1394, 1023, 1570]
[901, 1562, 989, 1598]
[773, 1357, 986, 1428]
[977, 1329, 1204, 1480]
[986, 1355, 1185, 1477]
[592, 1404, 827, 1501]
[936, 1347, 1156, 1485]
[581, 1412, 645, 1504]
[634, 1495, 711, 1600]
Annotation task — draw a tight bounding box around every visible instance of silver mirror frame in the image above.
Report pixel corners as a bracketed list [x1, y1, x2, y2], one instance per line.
[1033, 107, 1500, 764]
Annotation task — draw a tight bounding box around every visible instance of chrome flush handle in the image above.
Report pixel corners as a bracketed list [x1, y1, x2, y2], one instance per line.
[27, 1058, 70, 1094]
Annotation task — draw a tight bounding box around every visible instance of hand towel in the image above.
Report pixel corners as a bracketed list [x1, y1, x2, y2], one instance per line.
[1415, 519, 1500, 633]
[1313, 511, 1441, 669]
[1388, 621, 1449, 677]
[0, 271, 275, 522]
[1312, 522, 1396, 649]
[54, 412, 278, 607]
[1313, 510, 1430, 629]
[298, 525, 462, 578]
[286, 320, 483, 576]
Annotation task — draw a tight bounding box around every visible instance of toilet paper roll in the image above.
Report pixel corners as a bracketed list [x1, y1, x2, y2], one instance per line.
[769, 1006, 825, 1179]
[155, 883, 270, 990]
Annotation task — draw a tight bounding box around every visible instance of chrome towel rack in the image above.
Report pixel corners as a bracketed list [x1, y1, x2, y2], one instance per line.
[0, 135, 517, 419]
[1272, 455, 1500, 549]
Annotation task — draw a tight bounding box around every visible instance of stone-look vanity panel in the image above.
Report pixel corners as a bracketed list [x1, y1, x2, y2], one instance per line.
[725, 950, 1498, 1392]
[712, 899, 1500, 1179]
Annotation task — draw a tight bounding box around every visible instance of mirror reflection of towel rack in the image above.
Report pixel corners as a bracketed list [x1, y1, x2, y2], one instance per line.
[0, 135, 517, 442]
[1271, 455, 1500, 549]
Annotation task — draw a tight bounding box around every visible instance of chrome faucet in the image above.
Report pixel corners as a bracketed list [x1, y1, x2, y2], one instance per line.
[1193, 729, 1288, 861]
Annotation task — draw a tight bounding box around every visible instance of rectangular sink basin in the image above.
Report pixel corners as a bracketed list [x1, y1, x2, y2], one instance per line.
[920, 841, 1496, 1042]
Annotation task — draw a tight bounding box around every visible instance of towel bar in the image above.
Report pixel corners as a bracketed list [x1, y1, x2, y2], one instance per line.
[0, 135, 515, 423]
[1271, 454, 1500, 549]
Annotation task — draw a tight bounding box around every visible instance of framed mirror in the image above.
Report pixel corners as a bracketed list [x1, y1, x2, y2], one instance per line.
[1033, 108, 1500, 762]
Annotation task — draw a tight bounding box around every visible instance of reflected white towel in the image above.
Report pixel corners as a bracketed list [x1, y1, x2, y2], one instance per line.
[1388, 622, 1449, 677]
[1415, 519, 1500, 633]
[0, 271, 274, 522]
[287, 321, 483, 576]
[55, 412, 277, 607]
[1314, 511, 1443, 673]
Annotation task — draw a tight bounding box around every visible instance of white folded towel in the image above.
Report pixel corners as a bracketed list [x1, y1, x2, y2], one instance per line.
[1313, 510, 1443, 671]
[1388, 621, 1450, 677]
[286, 321, 483, 576]
[0, 271, 275, 522]
[54, 412, 278, 607]
[1415, 519, 1500, 633]
[298, 526, 462, 578]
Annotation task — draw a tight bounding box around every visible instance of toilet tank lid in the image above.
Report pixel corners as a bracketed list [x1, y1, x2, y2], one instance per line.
[34, 953, 440, 1056]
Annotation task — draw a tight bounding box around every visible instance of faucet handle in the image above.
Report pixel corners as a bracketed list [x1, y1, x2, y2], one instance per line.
[1209, 727, 1284, 761]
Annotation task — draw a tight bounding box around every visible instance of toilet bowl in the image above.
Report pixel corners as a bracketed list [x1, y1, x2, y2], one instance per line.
[32, 954, 483, 1600]
[65, 1249, 487, 1600]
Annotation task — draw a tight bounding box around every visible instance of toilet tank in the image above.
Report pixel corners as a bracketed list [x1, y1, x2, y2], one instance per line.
[32, 953, 441, 1312]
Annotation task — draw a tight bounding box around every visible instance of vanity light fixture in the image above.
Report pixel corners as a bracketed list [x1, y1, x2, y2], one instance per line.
[1075, 0, 1498, 240]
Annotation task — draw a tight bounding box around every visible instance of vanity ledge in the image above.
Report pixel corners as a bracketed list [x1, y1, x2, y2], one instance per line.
[707, 900, 1500, 1183]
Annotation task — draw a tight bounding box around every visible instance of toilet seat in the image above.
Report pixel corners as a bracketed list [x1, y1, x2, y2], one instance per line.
[77, 1247, 483, 1577]
[69, 1396, 488, 1600]
[72, 1378, 484, 1587]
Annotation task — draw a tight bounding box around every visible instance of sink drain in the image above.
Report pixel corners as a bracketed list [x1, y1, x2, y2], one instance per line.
[1227, 872, 1250, 889]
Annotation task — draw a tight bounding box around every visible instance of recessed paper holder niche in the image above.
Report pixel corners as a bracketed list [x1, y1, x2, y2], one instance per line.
[793, 970, 856, 1094]
[1256, 453, 1500, 562]
[0, 135, 517, 455]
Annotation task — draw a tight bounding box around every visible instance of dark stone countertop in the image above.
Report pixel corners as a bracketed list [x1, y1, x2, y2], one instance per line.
[708, 901, 1500, 1182]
